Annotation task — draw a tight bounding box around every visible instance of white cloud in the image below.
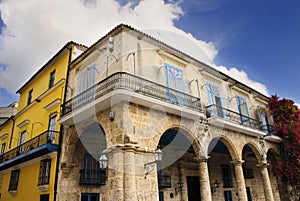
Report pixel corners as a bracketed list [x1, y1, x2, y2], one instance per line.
[0, 0, 268, 102]
[215, 66, 269, 96]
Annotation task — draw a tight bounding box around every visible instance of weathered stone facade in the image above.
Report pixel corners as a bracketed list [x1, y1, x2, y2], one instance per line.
[57, 24, 288, 201]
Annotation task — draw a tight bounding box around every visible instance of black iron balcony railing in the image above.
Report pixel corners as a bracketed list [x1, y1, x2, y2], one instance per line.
[79, 169, 106, 185]
[206, 104, 275, 134]
[158, 174, 171, 188]
[0, 130, 59, 163]
[61, 72, 201, 116]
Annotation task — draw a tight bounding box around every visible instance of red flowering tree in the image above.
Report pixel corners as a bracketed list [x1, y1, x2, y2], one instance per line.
[268, 95, 300, 187]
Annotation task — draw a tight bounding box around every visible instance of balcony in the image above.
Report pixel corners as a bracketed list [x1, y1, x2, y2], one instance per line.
[59, 72, 203, 125]
[205, 105, 280, 140]
[79, 169, 106, 185]
[0, 131, 59, 171]
[158, 174, 171, 188]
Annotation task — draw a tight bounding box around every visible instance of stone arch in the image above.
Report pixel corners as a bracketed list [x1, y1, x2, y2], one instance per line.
[242, 142, 262, 163]
[207, 136, 239, 161]
[64, 121, 108, 164]
[153, 124, 200, 156]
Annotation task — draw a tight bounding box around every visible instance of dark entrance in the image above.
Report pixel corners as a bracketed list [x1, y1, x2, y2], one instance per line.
[187, 176, 201, 201]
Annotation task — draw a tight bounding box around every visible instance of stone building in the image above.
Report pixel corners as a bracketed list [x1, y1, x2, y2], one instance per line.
[57, 24, 285, 201]
[0, 102, 18, 126]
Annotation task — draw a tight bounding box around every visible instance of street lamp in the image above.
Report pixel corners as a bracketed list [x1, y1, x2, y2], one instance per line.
[144, 147, 163, 178]
[99, 153, 108, 169]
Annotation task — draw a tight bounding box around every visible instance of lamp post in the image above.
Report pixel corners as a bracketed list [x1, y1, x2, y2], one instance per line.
[144, 147, 163, 178]
[211, 179, 220, 193]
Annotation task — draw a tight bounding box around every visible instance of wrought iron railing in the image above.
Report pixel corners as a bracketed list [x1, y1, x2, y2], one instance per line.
[206, 104, 275, 134]
[61, 72, 201, 116]
[158, 174, 171, 188]
[79, 169, 106, 185]
[0, 130, 59, 163]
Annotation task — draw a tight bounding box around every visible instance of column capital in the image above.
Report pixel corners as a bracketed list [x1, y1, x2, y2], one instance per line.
[230, 160, 245, 166]
[198, 155, 211, 162]
[257, 162, 269, 167]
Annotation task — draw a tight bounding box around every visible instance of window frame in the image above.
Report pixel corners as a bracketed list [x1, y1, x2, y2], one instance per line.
[1, 143, 6, 155]
[40, 194, 50, 201]
[49, 70, 56, 89]
[27, 89, 33, 105]
[236, 95, 251, 126]
[81, 193, 100, 201]
[164, 63, 185, 104]
[8, 169, 20, 191]
[38, 158, 52, 186]
[221, 165, 233, 188]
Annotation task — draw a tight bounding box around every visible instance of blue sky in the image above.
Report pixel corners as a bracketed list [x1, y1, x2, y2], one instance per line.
[175, 0, 300, 104]
[0, 0, 299, 107]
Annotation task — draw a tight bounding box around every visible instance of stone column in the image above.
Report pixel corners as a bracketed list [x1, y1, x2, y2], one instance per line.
[231, 160, 247, 201]
[198, 156, 212, 201]
[107, 148, 124, 201]
[123, 148, 137, 201]
[259, 163, 275, 201]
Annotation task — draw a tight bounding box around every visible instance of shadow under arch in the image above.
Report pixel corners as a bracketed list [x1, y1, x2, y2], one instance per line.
[66, 122, 107, 163]
[207, 136, 239, 161]
[242, 142, 262, 164]
[157, 126, 200, 170]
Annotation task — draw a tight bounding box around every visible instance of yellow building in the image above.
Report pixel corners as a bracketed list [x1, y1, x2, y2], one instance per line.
[0, 42, 87, 201]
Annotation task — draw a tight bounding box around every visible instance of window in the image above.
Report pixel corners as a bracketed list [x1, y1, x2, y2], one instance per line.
[1, 143, 5, 155]
[0, 143, 5, 162]
[81, 193, 99, 201]
[27, 89, 33, 105]
[236, 95, 251, 126]
[206, 82, 229, 117]
[80, 154, 106, 185]
[19, 131, 26, 153]
[80, 64, 96, 92]
[38, 159, 51, 185]
[8, 169, 20, 191]
[48, 115, 57, 143]
[40, 194, 49, 201]
[224, 191, 232, 201]
[78, 64, 96, 105]
[221, 165, 233, 187]
[19, 131, 26, 145]
[159, 192, 164, 201]
[246, 187, 253, 201]
[164, 63, 185, 104]
[49, 70, 55, 89]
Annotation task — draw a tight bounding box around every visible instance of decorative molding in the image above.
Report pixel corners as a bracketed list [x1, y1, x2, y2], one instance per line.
[8, 190, 17, 195]
[0, 133, 8, 140]
[44, 99, 61, 111]
[17, 119, 30, 128]
[38, 184, 49, 192]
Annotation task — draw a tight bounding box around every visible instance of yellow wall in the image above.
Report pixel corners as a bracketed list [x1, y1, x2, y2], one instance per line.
[0, 157, 57, 201]
[0, 119, 13, 153]
[17, 52, 69, 112]
[0, 45, 73, 201]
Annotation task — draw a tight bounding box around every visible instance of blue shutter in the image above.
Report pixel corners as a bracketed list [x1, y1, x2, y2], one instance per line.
[206, 82, 223, 117]
[164, 63, 185, 104]
[236, 96, 251, 126]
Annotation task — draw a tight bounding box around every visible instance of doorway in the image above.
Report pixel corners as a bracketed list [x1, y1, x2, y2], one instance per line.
[187, 176, 201, 201]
